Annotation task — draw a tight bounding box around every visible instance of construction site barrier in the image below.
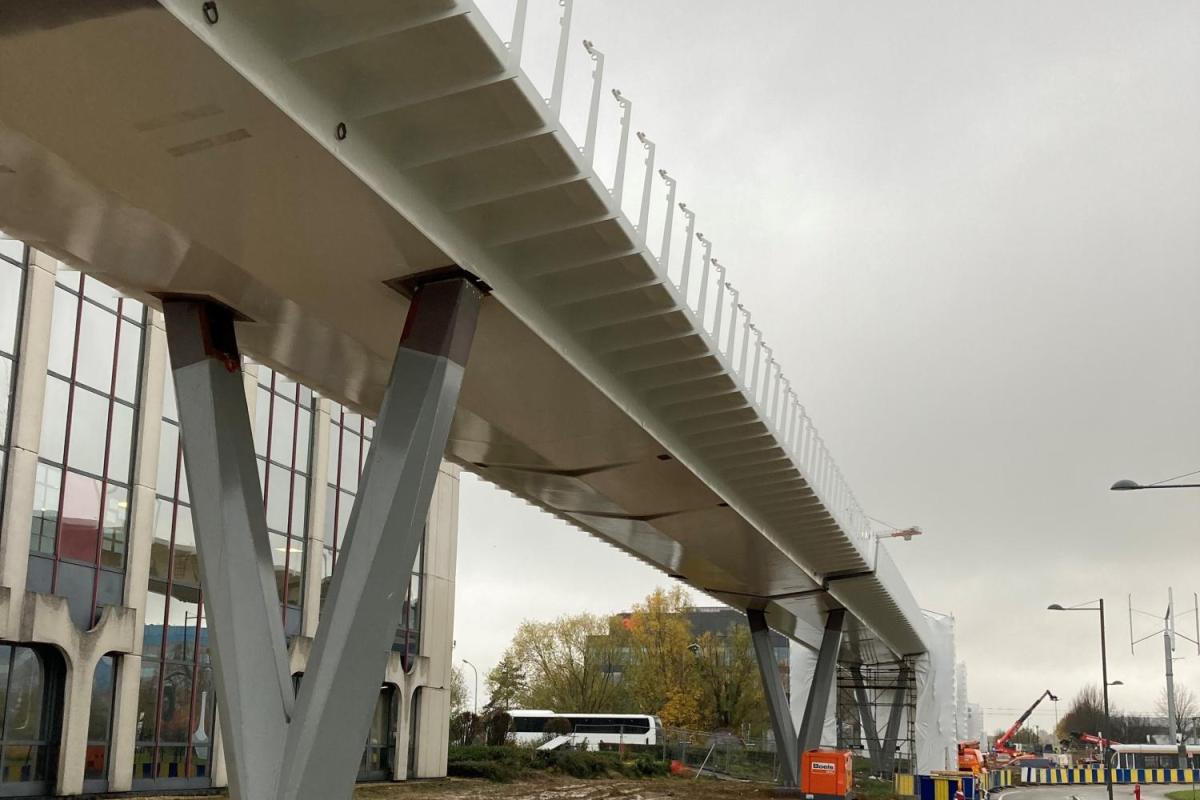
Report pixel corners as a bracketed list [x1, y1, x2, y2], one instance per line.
[890, 773, 979, 800]
[1021, 767, 1200, 784]
[895, 770, 1016, 799]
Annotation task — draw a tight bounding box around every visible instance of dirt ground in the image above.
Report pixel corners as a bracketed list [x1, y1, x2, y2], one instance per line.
[140, 776, 776, 800]
[353, 776, 776, 799]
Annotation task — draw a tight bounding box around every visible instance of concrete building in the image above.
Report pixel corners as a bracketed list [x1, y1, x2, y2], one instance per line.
[0, 236, 459, 795]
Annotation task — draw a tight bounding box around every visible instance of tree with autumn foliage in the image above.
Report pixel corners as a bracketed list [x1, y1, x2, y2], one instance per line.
[623, 586, 703, 728]
[692, 624, 769, 735]
[494, 587, 776, 737]
[502, 612, 629, 713]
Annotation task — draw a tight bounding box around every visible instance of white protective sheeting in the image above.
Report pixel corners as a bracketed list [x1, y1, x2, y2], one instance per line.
[790, 641, 837, 747]
[915, 612, 959, 773]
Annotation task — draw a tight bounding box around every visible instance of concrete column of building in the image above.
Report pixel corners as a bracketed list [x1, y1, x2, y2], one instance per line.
[301, 397, 331, 639]
[211, 712, 228, 788]
[747, 608, 799, 787]
[108, 312, 168, 792]
[42, 601, 139, 795]
[0, 248, 55, 633]
[412, 464, 460, 778]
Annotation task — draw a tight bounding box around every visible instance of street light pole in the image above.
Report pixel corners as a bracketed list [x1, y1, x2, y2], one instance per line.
[1099, 598, 1113, 800]
[463, 659, 479, 716]
[1048, 600, 1114, 800]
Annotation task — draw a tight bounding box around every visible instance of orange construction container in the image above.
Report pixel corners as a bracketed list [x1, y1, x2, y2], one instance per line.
[800, 748, 853, 800]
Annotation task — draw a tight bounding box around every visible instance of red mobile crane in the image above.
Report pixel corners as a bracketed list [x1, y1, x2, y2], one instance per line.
[1072, 731, 1120, 749]
[994, 689, 1058, 757]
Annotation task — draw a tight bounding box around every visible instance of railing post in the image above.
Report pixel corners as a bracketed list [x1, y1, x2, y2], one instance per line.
[771, 368, 783, 430]
[779, 380, 792, 445]
[711, 259, 726, 352]
[582, 40, 604, 164]
[750, 329, 764, 406]
[636, 132, 655, 236]
[658, 171, 677, 271]
[725, 284, 739, 359]
[696, 233, 713, 325]
[549, 0, 574, 115]
[611, 89, 632, 208]
[740, 319, 753, 380]
[761, 348, 773, 408]
[677, 202, 696, 296]
[509, 0, 529, 67]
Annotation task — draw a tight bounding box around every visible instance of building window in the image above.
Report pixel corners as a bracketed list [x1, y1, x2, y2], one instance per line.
[0, 233, 26, 521]
[28, 270, 145, 630]
[359, 686, 397, 781]
[84, 654, 117, 789]
[251, 366, 313, 636]
[0, 644, 64, 792]
[134, 369, 214, 789]
[322, 402, 423, 669]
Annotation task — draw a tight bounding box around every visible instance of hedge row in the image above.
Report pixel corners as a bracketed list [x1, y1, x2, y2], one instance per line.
[447, 745, 668, 782]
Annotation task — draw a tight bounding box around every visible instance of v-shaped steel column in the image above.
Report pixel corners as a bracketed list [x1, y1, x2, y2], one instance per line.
[279, 275, 483, 799]
[164, 300, 296, 800]
[798, 609, 845, 753]
[165, 272, 485, 800]
[747, 609, 799, 787]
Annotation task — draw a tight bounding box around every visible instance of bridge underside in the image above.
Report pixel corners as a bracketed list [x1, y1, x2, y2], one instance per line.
[0, 2, 937, 795]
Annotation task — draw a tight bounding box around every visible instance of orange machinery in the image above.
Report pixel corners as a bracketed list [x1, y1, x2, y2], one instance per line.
[800, 748, 853, 800]
[958, 740, 985, 772]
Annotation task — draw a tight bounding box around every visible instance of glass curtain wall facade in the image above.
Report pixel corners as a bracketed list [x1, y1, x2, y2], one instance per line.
[0, 238, 458, 796]
[29, 270, 145, 630]
[136, 372, 214, 788]
[323, 401, 423, 667]
[252, 366, 313, 636]
[0, 238, 23, 505]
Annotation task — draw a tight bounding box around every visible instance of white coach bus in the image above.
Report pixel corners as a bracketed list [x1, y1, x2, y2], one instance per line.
[508, 710, 663, 750]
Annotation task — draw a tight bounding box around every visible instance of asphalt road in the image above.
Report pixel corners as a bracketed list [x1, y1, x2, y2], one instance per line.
[1001, 785, 1192, 800]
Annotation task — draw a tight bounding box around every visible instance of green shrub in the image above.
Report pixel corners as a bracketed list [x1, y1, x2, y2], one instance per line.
[447, 744, 538, 782]
[552, 751, 608, 778]
[629, 754, 668, 777]
[448, 759, 519, 782]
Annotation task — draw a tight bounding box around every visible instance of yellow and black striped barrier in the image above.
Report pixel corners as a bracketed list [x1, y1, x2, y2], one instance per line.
[1021, 767, 1200, 784]
[894, 769, 1016, 800]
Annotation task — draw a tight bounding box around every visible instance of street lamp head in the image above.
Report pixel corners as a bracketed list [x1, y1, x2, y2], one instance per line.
[1109, 680, 1123, 687]
[1048, 604, 1065, 611]
[1110, 479, 1141, 491]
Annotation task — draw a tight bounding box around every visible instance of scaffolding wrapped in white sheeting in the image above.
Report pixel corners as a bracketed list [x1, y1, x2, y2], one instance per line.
[915, 611, 958, 774]
[790, 641, 837, 746]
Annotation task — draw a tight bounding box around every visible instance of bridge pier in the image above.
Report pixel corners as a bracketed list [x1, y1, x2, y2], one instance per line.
[749, 608, 847, 787]
[799, 609, 845, 753]
[748, 609, 799, 787]
[164, 272, 485, 800]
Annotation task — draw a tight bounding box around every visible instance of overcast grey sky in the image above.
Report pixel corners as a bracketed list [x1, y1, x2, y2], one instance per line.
[457, 0, 1200, 730]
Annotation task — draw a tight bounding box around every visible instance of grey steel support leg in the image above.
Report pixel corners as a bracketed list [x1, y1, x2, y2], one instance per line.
[852, 665, 885, 773]
[747, 609, 799, 788]
[278, 275, 484, 800]
[163, 301, 295, 800]
[798, 609, 845, 753]
[879, 665, 911, 777]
